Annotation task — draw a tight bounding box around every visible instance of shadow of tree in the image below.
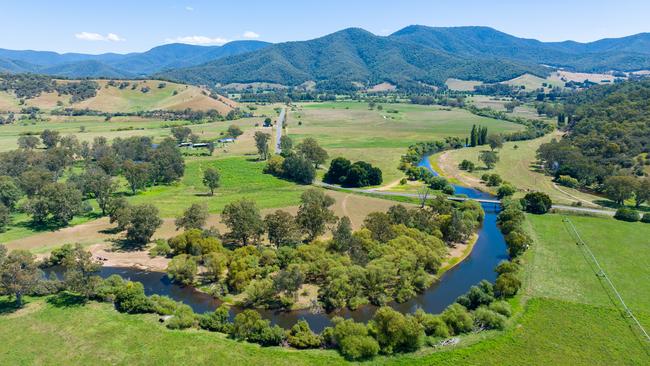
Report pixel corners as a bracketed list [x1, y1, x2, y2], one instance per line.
[109, 237, 148, 252]
[0, 297, 22, 315]
[46, 292, 87, 308]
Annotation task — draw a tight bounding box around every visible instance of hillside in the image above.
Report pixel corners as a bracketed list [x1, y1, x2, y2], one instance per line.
[391, 25, 650, 72]
[0, 78, 236, 113]
[157, 28, 548, 88]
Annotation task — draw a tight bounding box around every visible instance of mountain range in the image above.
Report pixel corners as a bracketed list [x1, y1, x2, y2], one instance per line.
[2, 26, 650, 88]
[0, 41, 270, 77]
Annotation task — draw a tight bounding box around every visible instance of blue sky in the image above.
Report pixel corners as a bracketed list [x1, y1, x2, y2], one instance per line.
[1, 0, 649, 54]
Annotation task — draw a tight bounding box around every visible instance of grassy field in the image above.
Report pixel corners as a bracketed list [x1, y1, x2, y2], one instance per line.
[288, 101, 525, 183]
[1, 213, 648, 365]
[468, 95, 553, 121]
[434, 132, 605, 206]
[502, 73, 564, 91]
[445, 78, 483, 91]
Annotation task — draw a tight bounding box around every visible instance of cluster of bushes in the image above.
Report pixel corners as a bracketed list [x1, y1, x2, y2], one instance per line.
[613, 207, 650, 223]
[51, 107, 230, 122]
[323, 157, 383, 187]
[263, 137, 329, 184]
[154, 190, 484, 313]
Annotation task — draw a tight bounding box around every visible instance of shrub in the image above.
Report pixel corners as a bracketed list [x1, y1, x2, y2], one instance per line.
[505, 230, 531, 257]
[149, 295, 181, 315]
[473, 307, 507, 330]
[287, 320, 322, 349]
[149, 239, 171, 257]
[441, 303, 473, 335]
[166, 304, 197, 329]
[199, 305, 232, 333]
[114, 281, 152, 313]
[557, 175, 579, 188]
[521, 192, 552, 214]
[488, 300, 512, 317]
[456, 280, 495, 310]
[459, 159, 475, 172]
[641, 213, 650, 223]
[495, 272, 521, 298]
[414, 309, 450, 338]
[369, 307, 423, 354]
[231, 309, 285, 346]
[339, 335, 380, 360]
[497, 184, 516, 199]
[614, 207, 640, 222]
[486, 174, 503, 187]
[166, 254, 197, 286]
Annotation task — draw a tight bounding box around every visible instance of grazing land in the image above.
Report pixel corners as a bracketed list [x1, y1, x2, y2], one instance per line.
[434, 132, 604, 206]
[288, 101, 525, 183]
[0, 79, 235, 113]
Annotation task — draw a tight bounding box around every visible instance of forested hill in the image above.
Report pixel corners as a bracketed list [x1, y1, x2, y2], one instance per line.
[390, 26, 650, 72]
[538, 80, 650, 184]
[157, 28, 548, 88]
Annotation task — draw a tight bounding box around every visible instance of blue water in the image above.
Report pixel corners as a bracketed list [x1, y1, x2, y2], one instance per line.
[86, 155, 508, 332]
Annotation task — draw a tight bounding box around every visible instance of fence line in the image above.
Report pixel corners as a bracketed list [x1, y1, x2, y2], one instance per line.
[562, 216, 650, 343]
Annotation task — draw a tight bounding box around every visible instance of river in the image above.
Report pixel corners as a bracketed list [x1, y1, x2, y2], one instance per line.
[83, 155, 508, 332]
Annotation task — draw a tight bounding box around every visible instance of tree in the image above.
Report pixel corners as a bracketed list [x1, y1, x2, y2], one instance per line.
[227, 125, 243, 139]
[125, 204, 162, 245]
[470, 125, 478, 147]
[331, 216, 353, 252]
[62, 244, 102, 298]
[25, 182, 83, 226]
[521, 192, 552, 214]
[122, 160, 151, 195]
[202, 167, 220, 196]
[487, 134, 504, 151]
[479, 151, 499, 169]
[175, 203, 209, 230]
[369, 307, 423, 354]
[281, 153, 316, 184]
[82, 167, 117, 215]
[297, 138, 328, 168]
[167, 254, 197, 285]
[264, 210, 301, 247]
[17, 135, 39, 149]
[254, 131, 271, 160]
[279, 135, 293, 153]
[441, 303, 473, 335]
[40, 129, 60, 149]
[363, 212, 395, 243]
[603, 175, 637, 205]
[0, 249, 39, 306]
[0, 204, 9, 232]
[221, 199, 264, 245]
[0, 176, 23, 209]
[323, 157, 352, 184]
[171, 126, 192, 143]
[273, 264, 304, 298]
[296, 189, 336, 242]
[497, 184, 516, 199]
[150, 139, 185, 184]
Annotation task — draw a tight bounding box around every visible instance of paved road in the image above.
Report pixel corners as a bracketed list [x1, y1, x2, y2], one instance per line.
[275, 108, 285, 154]
[315, 182, 616, 216]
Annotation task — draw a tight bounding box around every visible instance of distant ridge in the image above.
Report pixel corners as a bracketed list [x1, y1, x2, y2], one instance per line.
[2, 26, 650, 86]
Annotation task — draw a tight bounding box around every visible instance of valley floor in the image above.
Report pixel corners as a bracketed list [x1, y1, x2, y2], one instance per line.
[1, 213, 647, 365]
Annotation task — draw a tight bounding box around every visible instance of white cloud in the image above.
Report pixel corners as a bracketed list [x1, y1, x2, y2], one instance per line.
[185, 6, 194, 11]
[242, 31, 260, 39]
[165, 35, 230, 45]
[75, 32, 124, 42]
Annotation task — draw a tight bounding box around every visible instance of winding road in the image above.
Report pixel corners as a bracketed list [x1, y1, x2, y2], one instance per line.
[314, 182, 616, 216]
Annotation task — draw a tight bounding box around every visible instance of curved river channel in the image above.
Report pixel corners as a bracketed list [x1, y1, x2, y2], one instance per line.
[86, 156, 508, 332]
